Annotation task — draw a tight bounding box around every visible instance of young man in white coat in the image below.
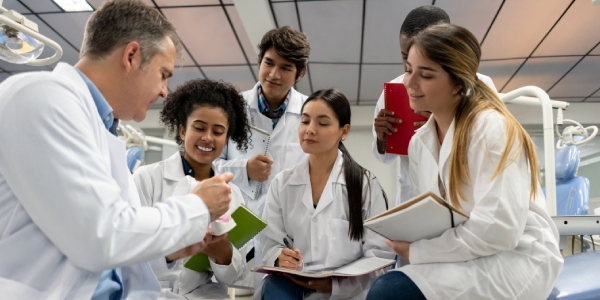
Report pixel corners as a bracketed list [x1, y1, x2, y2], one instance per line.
[0, 1, 233, 299]
[372, 5, 497, 205]
[214, 26, 311, 288]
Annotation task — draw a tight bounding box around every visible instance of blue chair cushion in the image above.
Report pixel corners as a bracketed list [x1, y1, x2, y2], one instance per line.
[555, 177, 590, 216]
[126, 146, 145, 173]
[555, 146, 580, 180]
[547, 250, 600, 300]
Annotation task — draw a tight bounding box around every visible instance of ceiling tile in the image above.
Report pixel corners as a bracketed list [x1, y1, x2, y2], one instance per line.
[436, 0, 503, 43]
[162, 7, 247, 65]
[297, 0, 363, 63]
[202, 65, 256, 92]
[478, 59, 525, 92]
[548, 56, 600, 98]
[594, 89, 600, 97]
[534, 1, 600, 56]
[591, 47, 600, 55]
[155, 0, 220, 6]
[222, 0, 233, 4]
[502, 56, 581, 92]
[20, 0, 61, 13]
[271, 2, 300, 31]
[294, 66, 312, 96]
[361, 0, 429, 64]
[252, 64, 259, 82]
[39, 12, 93, 52]
[2, 0, 30, 13]
[359, 64, 403, 102]
[585, 98, 600, 102]
[167, 66, 205, 92]
[480, 0, 571, 60]
[309, 64, 359, 101]
[226, 6, 258, 64]
[551, 97, 585, 102]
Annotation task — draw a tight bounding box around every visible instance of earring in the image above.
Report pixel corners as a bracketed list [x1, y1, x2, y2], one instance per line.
[341, 137, 346, 141]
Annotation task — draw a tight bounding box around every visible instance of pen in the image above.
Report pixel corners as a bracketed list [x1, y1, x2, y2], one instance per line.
[283, 238, 299, 261]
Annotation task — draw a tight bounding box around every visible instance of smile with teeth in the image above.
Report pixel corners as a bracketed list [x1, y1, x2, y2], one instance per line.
[409, 93, 424, 100]
[197, 145, 214, 152]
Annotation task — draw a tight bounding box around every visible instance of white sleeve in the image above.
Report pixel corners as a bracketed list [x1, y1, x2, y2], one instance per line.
[331, 178, 395, 298]
[132, 165, 157, 207]
[260, 175, 286, 267]
[0, 78, 210, 272]
[409, 114, 530, 264]
[210, 243, 247, 285]
[371, 89, 400, 165]
[213, 142, 254, 198]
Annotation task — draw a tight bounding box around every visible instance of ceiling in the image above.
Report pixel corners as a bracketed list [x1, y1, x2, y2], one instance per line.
[1, 0, 599, 107]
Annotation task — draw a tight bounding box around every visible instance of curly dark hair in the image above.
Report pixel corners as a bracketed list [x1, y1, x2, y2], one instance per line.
[160, 79, 250, 152]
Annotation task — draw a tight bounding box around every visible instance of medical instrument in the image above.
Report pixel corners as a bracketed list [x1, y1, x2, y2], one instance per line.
[0, 0, 62, 65]
[555, 108, 598, 149]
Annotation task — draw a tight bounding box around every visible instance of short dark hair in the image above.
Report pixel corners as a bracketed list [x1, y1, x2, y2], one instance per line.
[80, 0, 183, 66]
[400, 5, 450, 38]
[258, 26, 310, 80]
[160, 79, 250, 152]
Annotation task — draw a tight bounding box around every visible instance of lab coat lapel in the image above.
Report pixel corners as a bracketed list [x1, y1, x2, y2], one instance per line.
[438, 120, 455, 187]
[288, 156, 315, 212]
[105, 131, 131, 203]
[163, 152, 184, 181]
[313, 151, 344, 216]
[270, 87, 302, 140]
[416, 116, 440, 166]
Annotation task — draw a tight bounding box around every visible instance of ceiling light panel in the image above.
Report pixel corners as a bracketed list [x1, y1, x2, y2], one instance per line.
[162, 7, 247, 65]
[297, 0, 363, 63]
[533, 0, 600, 56]
[309, 64, 359, 101]
[435, 0, 503, 43]
[226, 6, 258, 64]
[478, 59, 525, 91]
[502, 56, 581, 92]
[480, 0, 571, 60]
[52, 0, 93, 12]
[39, 12, 93, 51]
[548, 56, 600, 97]
[359, 64, 404, 101]
[202, 65, 256, 92]
[167, 67, 205, 92]
[271, 2, 300, 32]
[362, 0, 429, 64]
[591, 46, 600, 55]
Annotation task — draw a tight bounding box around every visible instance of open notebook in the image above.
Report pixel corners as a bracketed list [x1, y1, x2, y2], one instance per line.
[364, 191, 469, 243]
[252, 256, 395, 279]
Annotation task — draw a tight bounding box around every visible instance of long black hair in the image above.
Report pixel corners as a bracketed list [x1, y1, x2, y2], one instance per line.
[301, 88, 388, 241]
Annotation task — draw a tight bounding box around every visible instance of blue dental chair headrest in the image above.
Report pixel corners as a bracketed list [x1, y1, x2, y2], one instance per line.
[555, 145, 579, 180]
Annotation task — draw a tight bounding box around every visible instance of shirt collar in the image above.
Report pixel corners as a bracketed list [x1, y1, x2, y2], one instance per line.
[75, 69, 118, 136]
[257, 84, 290, 119]
[181, 155, 215, 179]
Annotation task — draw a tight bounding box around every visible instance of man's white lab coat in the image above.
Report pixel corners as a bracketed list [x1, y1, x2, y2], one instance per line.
[0, 63, 210, 299]
[133, 152, 247, 299]
[258, 151, 395, 300]
[397, 110, 563, 300]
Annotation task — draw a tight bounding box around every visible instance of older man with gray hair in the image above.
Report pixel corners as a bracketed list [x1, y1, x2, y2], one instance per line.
[0, 1, 232, 299]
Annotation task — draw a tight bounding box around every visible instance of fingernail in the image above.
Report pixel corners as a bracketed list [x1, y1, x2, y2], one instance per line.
[414, 122, 418, 126]
[391, 112, 395, 115]
[393, 129, 397, 132]
[398, 119, 402, 123]
[414, 110, 417, 113]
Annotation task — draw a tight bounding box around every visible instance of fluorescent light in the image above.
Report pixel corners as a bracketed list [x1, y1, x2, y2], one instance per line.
[53, 0, 93, 12]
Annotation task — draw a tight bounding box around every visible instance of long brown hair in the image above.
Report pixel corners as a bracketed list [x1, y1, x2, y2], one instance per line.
[407, 24, 540, 209]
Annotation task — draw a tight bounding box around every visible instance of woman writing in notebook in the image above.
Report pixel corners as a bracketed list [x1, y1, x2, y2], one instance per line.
[133, 79, 250, 300]
[258, 88, 395, 300]
[366, 24, 563, 300]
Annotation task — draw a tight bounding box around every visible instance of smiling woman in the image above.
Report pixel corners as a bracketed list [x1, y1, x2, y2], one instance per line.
[132, 79, 252, 300]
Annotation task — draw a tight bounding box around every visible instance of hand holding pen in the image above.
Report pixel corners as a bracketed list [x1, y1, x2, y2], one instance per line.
[276, 237, 304, 271]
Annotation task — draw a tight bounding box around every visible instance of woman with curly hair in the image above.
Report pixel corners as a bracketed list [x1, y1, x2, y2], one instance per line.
[133, 79, 251, 300]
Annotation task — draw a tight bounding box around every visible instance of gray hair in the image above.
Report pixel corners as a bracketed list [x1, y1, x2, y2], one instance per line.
[80, 0, 183, 66]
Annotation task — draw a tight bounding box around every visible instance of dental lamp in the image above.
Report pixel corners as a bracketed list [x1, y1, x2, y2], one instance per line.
[0, 0, 62, 65]
[555, 108, 598, 149]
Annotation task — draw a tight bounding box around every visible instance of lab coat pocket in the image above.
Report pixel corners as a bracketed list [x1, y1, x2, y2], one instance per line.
[326, 219, 362, 267]
[284, 143, 305, 169]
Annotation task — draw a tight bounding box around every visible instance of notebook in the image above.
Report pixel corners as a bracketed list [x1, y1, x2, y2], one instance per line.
[364, 191, 469, 243]
[252, 256, 395, 279]
[246, 125, 271, 199]
[384, 82, 428, 156]
[184, 204, 268, 273]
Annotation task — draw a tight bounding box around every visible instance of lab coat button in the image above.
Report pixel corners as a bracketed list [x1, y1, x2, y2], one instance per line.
[432, 178, 437, 185]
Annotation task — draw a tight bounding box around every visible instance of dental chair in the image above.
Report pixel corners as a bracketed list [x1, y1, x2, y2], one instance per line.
[545, 145, 600, 300]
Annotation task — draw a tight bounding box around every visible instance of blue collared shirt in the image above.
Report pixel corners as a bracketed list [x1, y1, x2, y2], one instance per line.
[258, 84, 290, 129]
[76, 69, 123, 300]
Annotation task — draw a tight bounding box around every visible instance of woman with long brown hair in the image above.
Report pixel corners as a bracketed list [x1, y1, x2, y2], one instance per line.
[366, 24, 563, 300]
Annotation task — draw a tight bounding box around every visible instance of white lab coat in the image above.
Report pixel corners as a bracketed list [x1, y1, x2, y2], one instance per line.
[371, 73, 497, 206]
[397, 110, 563, 300]
[133, 152, 247, 299]
[214, 82, 309, 286]
[0, 63, 211, 299]
[257, 151, 395, 300]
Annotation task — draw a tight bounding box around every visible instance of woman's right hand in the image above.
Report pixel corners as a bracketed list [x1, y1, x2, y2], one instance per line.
[276, 248, 304, 270]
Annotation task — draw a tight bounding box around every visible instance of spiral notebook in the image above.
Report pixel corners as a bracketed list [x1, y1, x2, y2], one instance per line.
[246, 125, 271, 199]
[184, 204, 267, 273]
[384, 82, 428, 156]
[253, 256, 395, 279]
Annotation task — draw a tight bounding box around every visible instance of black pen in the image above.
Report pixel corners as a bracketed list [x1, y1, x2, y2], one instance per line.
[283, 237, 299, 261]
